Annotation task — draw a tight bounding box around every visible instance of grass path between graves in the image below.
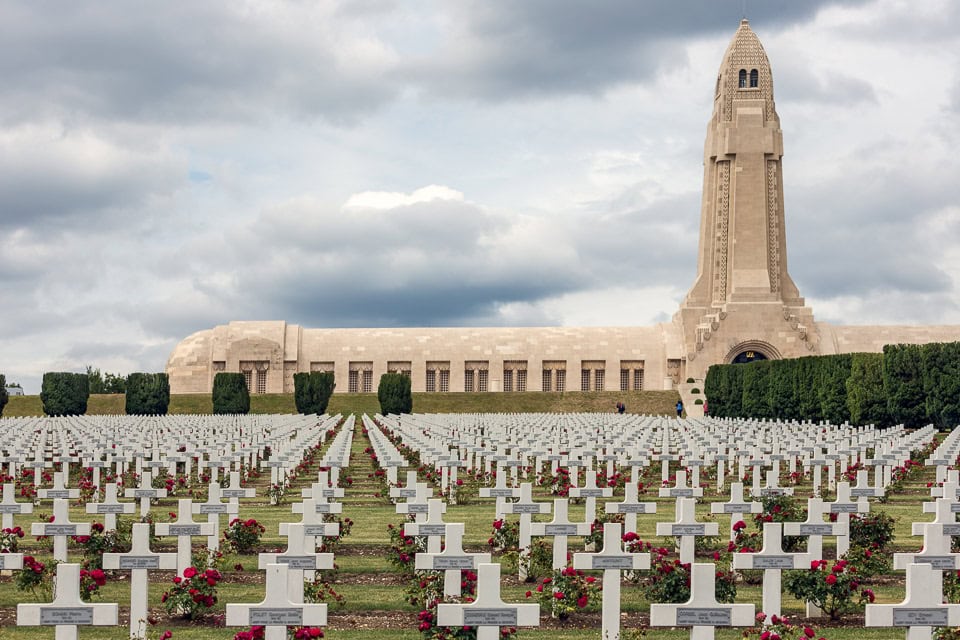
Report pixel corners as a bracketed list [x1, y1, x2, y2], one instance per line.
[0, 414, 945, 639]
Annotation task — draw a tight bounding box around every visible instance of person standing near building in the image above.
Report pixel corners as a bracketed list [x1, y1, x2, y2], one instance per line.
[675, 400, 683, 418]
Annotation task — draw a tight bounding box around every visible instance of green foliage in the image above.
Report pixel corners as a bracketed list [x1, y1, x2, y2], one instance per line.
[125, 372, 170, 415]
[85, 365, 126, 394]
[293, 371, 336, 414]
[921, 342, 960, 428]
[740, 360, 772, 419]
[818, 354, 852, 425]
[883, 343, 926, 427]
[848, 511, 896, 552]
[40, 371, 90, 416]
[846, 353, 888, 426]
[767, 357, 798, 420]
[0, 374, 7, 417]
[378, 373, 412, 415]
[784, 558, 873, 620]
[212, 372, 250, 415]
[795, 356, 823, 422]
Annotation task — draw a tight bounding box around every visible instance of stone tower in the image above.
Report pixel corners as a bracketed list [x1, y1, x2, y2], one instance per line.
[676, 19, 819, 379]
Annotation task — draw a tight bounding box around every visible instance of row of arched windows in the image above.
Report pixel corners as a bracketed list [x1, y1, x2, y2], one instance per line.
[738, 68, 759, 88]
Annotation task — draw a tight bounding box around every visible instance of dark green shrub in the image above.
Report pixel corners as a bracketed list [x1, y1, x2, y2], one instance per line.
[882, 343, 926, 427]
[378, 373, 412, 415]
[846, 353, 888, 426]
[921, 342, 960, 429]
[694, 398, 703, 405]
[741, 360, 772, 419]
[690, 387, 700, 394]
[0, 374, 7, 417]
[795, 356, 823, 423]
[293, 372, 336, 415]
[685, 377, 695, 383]
[212, 372, 250, 415]
[818, 354, 852, 425]
[125, 373, 170, 415]
[40, 372, 90, 416]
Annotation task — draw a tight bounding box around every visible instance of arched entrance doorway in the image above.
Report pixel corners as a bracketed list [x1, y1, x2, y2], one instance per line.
[724, 340, 781, 364]
[731, 350, 767, 364]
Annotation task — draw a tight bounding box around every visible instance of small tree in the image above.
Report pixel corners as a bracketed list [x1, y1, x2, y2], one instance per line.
[41, 372, 90, 416]
[882, 343, 926, 427]
[0, 374, 8, 417]
[378, 373, 412, 415]
[293, 372, 336, 415]
[212, 372, 250, 415]
[125, 373, 171, 415]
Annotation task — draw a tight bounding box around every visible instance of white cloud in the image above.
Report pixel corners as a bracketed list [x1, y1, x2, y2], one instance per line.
[343, 185, 465, 210]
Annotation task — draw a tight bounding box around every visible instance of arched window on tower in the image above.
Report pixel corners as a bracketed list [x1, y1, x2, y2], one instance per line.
[750, 69, 758, 88]
[738, 69, 747, 88]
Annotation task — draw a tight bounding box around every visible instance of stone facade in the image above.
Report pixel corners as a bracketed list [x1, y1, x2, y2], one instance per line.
[165, 19, 960, 395]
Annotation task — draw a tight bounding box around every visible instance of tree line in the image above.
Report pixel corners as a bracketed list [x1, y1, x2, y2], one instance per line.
[704, 342, 960, 428]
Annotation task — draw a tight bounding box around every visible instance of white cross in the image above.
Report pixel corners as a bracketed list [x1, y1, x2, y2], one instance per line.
[259, 523, 335, 602]
[17, 563, 119, 640]
[123, 470, 168, 517]
[573, 523, 650, 640]
[650, 563, 755, 640]
[656, 497, 719, 565]
[437, 562, 540, 640]
[103, 523, 177, 639]
[866, 563, 960, 639]
[85, 483, 134, 531]
[31, 498, 90, 562]
[0, 482, 33, 530]
[191, 481, 239, 552]
[731, 522, 813, 619]
[226, 563, 327, 640]
[530, 498, 591, 569]
[154, 498, 215, 576]
[416, 523, 492, 597]
[710, 482, 761, 540]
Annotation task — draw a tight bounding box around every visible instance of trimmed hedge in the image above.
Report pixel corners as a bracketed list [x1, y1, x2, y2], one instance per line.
[0, 374, 7, 417]
[212, 372, 250, 415]
[704, 341, 960, 428]
[293, 372, 335, 415]
[125, 373, 170, 415]
[41, 372, 90, 416]
[378, 373, 412, 415]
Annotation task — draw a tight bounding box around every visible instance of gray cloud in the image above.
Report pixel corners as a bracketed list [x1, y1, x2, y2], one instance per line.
[0, 2, 399, 127]
[404, 0, 870, 100]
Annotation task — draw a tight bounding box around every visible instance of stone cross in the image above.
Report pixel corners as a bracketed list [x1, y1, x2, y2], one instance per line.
[103, 523, 177, 640]
[479, 471, 519, 520]
[529, 498, 591, 569]
[656, 497, 719, 564]
[829, 481, 869, 557]
[650, 563, 755, 640]
[659, 469, 704, 499]
[0, 482, 33, 530]
[31, 498, 91, 562]
[396, 483, 445, 522]
[851, 468, 885, 500]
[37, 472, 79, 501]
[226, 563, 328, 640]
[192, 481, 239, 552]
[783, 497, 847, 617]
[259, 523, 335, 602]
[866, 562, 960, 639]
[124, 470, 168, 517]
[415, 523, 492, 597]
[605, 480, 657, 535]
[710, 482, 761, 540]
[573, 523, 651, 640]
[86, 483, 135, 531]
[17, 563, 119, 640]
[502, 483, 550, 579]
[731, 522, 813, 619]
[755, 468, 793, 498]
[437, 562, 540, 640]
[222, 470, 256, 503]
[154, 498, 215, 576]
[403, 498, 450, 554]
[894, 522, 960, 572]
[568, 470, 612, 523]
[389, 470, 418, 503]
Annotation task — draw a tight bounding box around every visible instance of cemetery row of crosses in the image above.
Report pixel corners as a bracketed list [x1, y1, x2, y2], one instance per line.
[0, 412, 959, 640]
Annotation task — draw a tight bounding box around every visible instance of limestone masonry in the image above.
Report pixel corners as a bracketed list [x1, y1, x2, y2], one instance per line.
[166, 20, 960, 395]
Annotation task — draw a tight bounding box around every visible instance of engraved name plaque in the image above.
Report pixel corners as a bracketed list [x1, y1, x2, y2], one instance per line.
[463, 609, 518, 626]
[40, 607, 94, 625]
[544, 525, 579, 536]
[753, 556, 795, 569]
[591, 556, 634, 570]
[120, 556, 161, 570]
[798, 524, 834, 536]
[892, 608, 949, 626]
[671, 525, 706, 536]
[169, 525, 202, 536]
[250, 608, 303, 625]
[676, 608, 732, 626]
[433, 556, 475, 570]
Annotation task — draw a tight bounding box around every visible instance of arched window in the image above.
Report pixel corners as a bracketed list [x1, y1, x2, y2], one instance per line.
[750, 69, 759, 88]
[738, 69, 747, 88]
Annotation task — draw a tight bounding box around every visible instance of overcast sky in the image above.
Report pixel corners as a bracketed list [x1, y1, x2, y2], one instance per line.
[2, 0, 960, 394]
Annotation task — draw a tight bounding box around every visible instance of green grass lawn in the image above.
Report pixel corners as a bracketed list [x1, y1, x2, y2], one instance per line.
[3, 390, 680, 418]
